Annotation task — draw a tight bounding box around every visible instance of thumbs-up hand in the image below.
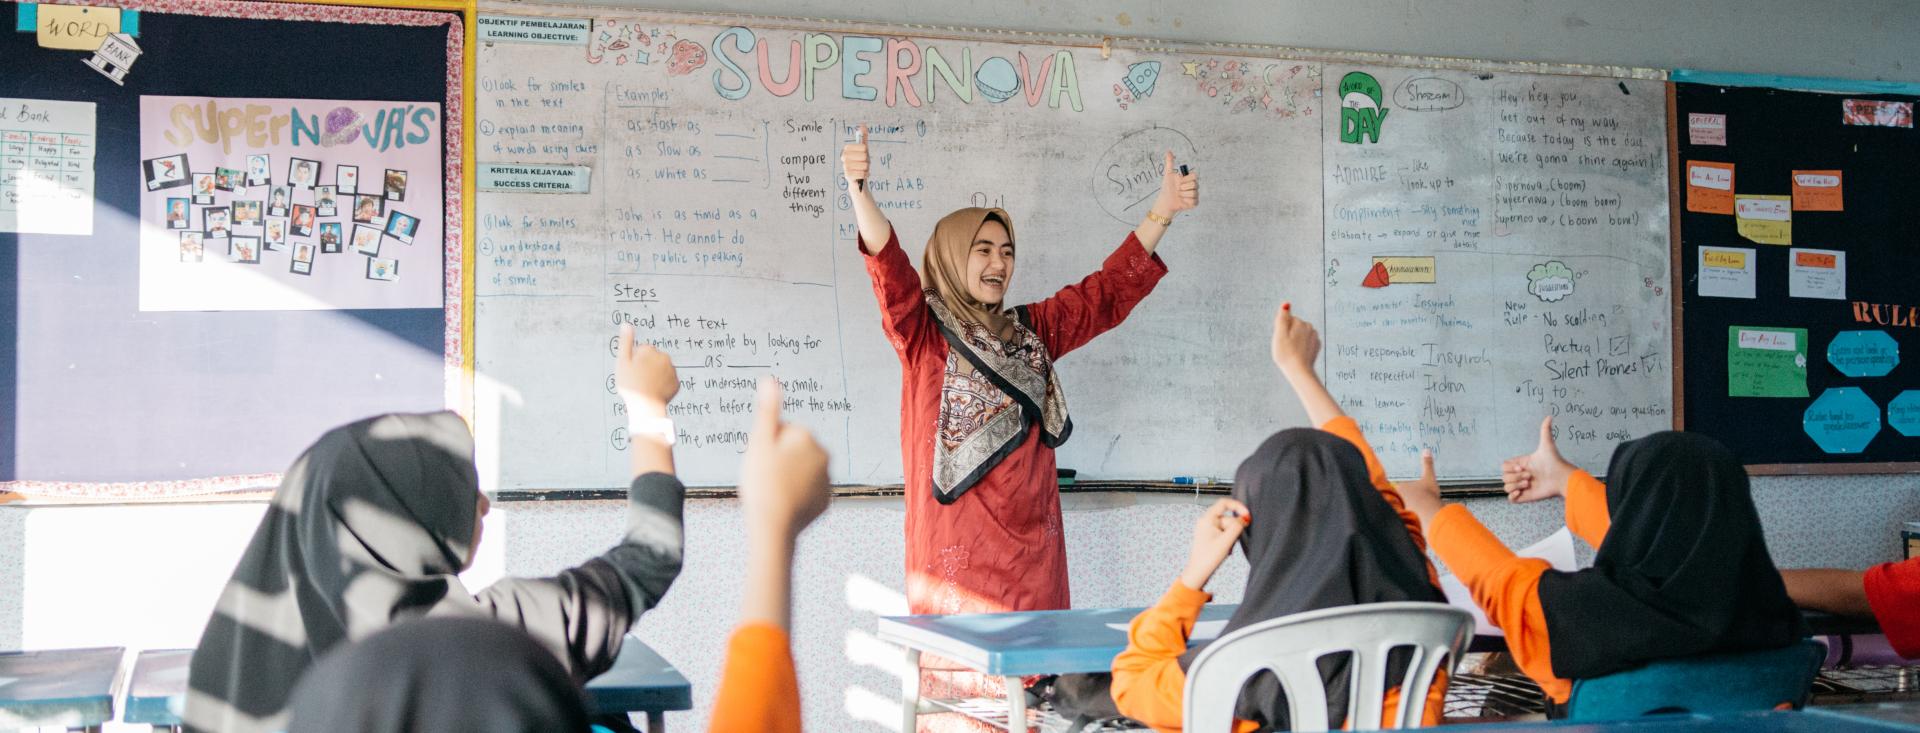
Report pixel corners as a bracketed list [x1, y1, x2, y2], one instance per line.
[1503, 417, 1576, 504]
[841, 124, 870, 191]
[614, 323, 678, 410]
[1398, 449, 1445, 526]
[739, 378, 831, 544]
[1154, 151, 1200, 216]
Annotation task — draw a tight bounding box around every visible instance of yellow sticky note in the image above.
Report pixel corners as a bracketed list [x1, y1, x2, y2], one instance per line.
[37, 4, 122, 51]
[1372, 256, 1437, 283]
[1735, 195, 1792, 246]
[1703, 249, 1748, 269]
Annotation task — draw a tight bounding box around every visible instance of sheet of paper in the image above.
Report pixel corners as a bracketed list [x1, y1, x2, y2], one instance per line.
[1688, 113, 1726, 146]
[35, 4, 120, 50]
[1827, 330, 1899, 378]
[1371, 256, 1437, 284]
[1805, 387, 1882, 454]
[1735, 194, 1792, 245]
[477, 15, 592, 46]
[1844, 99, 1913, 128]
[1888, 393, 1920, 438]
[1685, 160, 1734, 215]
[1698, 246, 1756, 299]
[1791, 170, 1843, 211]
[477, 162, 592, 193]
[1729, 326, 1808, 398]
[1441, 527, 1578, 637]
[1788, 248, 1845, 300]
[0, 97, 95, 235]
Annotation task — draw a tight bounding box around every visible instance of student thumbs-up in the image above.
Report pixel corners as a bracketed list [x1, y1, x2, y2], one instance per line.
[1399, 449, 1444, 526]
[740, 377, 831, 543]
[1504, 416, 1576, 504]
[841, 124, 870, 192]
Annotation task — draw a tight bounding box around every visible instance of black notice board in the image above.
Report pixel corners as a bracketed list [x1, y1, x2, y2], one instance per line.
[1676, 81, 1920, 469]
[0, 3, 458, 493]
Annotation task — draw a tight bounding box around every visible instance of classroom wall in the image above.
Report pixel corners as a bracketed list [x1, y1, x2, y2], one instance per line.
[3, 0, 1918, 729]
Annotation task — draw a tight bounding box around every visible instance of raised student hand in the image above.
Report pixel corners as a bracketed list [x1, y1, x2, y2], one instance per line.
[615, 323, 679, 409]
[1154, 151, 1200, 215]
[740, 378, 831, 543]
[1270, 302, 1321, 373]
[1398, 449, 1444, 526]
[1179, 498, 1250, 591]
[1503, 416, 1576, 504]
[840, 125, 870, 190]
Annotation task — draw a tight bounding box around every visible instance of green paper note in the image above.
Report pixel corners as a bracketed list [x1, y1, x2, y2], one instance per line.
[1728, 326, 1808, 398]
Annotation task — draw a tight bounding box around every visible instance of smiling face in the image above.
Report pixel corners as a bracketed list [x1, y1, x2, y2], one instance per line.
[964, 219, 1015, 306]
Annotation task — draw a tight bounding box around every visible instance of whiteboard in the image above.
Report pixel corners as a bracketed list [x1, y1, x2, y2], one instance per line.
[1320, 66, 1672, 479]
[474, 17, 1325, 488]
[472, 12, 1673, 488]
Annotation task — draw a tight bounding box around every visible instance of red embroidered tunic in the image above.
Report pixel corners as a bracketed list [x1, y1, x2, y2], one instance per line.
[860, 228, 1167, 619]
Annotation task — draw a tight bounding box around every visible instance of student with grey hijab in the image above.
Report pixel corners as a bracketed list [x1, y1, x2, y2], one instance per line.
[184, 325, 684, 733]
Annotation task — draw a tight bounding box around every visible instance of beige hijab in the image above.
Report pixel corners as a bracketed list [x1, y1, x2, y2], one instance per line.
[921, 207, 1019, 342]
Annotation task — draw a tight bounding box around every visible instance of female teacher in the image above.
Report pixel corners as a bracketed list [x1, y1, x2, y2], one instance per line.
[842, 126, 1198, 721]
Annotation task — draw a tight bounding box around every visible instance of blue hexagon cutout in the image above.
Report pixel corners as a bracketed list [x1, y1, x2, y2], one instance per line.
[1828, 330, 1900, 378]
[1804, 387, 1881, 454]
[1891, 391, 1920, 438]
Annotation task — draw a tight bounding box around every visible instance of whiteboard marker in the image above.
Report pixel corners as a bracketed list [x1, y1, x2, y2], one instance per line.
[1172, 476, 1217, 485]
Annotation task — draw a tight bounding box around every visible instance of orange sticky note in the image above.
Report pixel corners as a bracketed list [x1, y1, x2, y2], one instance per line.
[1686, 161, 1735, 215]
[1791, 170, 1843, 211]
[1795, 250, 1836, 268]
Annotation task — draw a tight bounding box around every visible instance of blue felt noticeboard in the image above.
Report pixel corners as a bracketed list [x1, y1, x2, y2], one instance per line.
[0, 2, 458, 492]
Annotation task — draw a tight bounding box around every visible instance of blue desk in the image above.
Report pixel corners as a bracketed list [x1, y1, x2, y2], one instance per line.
[0, 646, 123, 731]
[109, 638, 690, 732]
[877, 605, 1238, 732]
[1808, 701, 1920, 730]
[1443, 710, 1914, 731]
[123, 649, 191, 731]
[586, 635, 694, 732]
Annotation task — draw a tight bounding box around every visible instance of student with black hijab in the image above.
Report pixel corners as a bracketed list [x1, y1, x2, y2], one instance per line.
[184, 324, 686, 733]
[286, 617, 593, 733]
[1397, 419, 1806, 709]
[1109, 304, 1450, 732]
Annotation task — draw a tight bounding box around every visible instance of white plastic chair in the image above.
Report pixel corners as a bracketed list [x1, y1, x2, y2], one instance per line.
[1181, 602, 1473, 732]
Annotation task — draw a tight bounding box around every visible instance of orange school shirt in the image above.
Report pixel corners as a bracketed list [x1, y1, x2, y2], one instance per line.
[707, 623, 802, 733]
[1425, 470, 1611, 703]
[1108, 417, 1447, 732]
[1865, 557, 1920, 659]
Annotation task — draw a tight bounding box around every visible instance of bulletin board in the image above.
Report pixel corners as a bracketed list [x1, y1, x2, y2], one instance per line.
[0, 0, 465, 498]
[1674, 71, 1920, 471]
